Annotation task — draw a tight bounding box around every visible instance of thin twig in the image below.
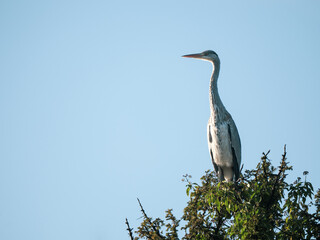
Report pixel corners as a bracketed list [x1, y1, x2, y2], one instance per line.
[125, 218, 135, 240]
[266, 145, 287, 209]
[137, 198, 165, 239]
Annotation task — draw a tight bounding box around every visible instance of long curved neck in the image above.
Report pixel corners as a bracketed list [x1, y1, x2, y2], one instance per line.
[209, 61, 226, 120]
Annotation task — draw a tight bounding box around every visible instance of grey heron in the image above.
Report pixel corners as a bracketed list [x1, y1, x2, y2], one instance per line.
[182, 50, 241, 182]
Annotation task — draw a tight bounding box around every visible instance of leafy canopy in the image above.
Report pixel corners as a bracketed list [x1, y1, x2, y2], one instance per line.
[126, 148, 320, 240]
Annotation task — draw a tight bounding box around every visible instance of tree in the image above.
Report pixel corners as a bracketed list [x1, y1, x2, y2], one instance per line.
[126, 147, 320, 239]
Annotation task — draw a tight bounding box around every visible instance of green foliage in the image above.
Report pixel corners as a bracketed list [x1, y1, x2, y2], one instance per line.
[126, 148, 320, 239]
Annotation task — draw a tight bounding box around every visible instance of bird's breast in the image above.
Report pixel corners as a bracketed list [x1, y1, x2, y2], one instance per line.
[208, 121, 233, 167]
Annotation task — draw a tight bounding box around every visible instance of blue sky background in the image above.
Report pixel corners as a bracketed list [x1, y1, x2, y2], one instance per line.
[1, 1, 320, 239]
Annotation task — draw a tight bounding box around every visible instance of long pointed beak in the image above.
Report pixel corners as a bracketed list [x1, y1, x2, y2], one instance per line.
[182, 53, 203, 59]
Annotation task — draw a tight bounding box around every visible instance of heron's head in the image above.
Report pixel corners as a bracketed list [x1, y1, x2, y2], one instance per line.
[182, 50, 219, 63]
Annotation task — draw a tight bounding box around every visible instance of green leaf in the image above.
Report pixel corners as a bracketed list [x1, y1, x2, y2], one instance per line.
[186, 187, 190, 196]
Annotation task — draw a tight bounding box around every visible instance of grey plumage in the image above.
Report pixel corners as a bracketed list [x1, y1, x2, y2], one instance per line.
[182, 50, 241, 182]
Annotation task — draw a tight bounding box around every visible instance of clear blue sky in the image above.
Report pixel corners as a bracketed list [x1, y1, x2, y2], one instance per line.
[1, 1, 320, 239]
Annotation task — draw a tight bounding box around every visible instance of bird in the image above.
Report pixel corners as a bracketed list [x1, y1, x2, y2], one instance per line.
[182, 50, 241, 182]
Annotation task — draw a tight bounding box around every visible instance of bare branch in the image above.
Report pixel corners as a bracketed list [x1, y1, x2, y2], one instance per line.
[137, 198, 165, 239]
[125, 218, 134, 240]
[266, 145, 287, 209]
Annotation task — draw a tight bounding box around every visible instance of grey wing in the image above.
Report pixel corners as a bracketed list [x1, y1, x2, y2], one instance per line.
[227, 118, 241, 180]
